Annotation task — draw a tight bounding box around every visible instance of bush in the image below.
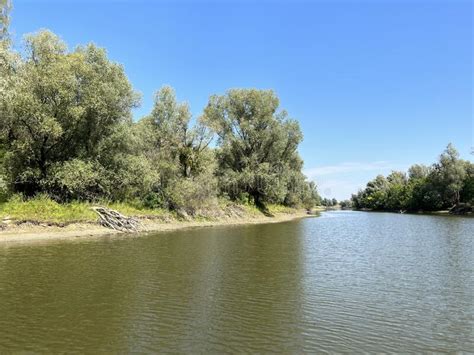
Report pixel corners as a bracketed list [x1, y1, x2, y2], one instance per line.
[45, 159, 106, 201]
[166, 174, 218, 215]
[0, 174, 9, 202]
[142, 191, 168, 210]
[102, 154, 159, 201]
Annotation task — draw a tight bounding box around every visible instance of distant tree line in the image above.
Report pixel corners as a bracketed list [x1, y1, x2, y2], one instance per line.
[0, 22, 321, 213]
[320, 198, 338, 207]
[351, 144, 474, 212]
[339, 200, 352, 209]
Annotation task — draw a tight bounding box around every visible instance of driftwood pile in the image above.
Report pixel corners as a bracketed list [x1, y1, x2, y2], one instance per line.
[92, 207, 140, 232]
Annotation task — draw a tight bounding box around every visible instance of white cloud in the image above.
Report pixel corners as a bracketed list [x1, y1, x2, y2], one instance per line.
[304, 161, 393, 179]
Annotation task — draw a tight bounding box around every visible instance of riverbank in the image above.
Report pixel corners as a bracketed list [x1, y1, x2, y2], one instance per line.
[353, 208, 473, 217]
[0, 202, 317, 243]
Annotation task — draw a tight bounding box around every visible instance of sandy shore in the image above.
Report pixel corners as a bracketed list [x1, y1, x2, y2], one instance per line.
[0, 211, 312, 244]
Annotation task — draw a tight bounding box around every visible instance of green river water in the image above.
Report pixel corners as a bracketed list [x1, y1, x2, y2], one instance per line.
[0, 211, 472, 352]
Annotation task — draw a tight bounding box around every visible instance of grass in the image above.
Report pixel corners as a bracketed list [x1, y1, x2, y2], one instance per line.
[240, 203, 263, 217]
[0, 195, 304, 226]
[0, 195, 171, 224]
[267, 204, 299, 214]
[104, 201, 170, 218]
[0, 195, 97, 224]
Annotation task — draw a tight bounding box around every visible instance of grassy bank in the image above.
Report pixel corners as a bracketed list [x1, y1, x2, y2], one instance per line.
[0, 195, 310, 231]
[0, 196, 313, 243]
[0, 195, 171, 225]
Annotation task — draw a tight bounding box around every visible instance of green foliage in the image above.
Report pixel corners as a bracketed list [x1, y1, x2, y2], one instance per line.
[104, 200, 170, 218]
[267, 204, 298, 214]
[460, 161, 474, 204]
[0, 194, 171, 224]
[432, 143, 466, 206]
[352, 144, 472, 211]
[0, 27, 320, 216]
[136, 86, 218, 214]
[0, 30, 139, 196]
[202, 88, 315, 208]
[166, 174, 218, 215]
[45, 159, 105, 201]
[0, 173, 8, 202]
[142, 192, 167, 210]
[0, 0, 11, 40]
[339, 200, 352, 209]
[321, 197, 338, 207]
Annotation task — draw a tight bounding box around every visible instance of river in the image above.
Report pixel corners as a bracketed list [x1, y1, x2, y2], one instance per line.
[0, 211, 472, 352]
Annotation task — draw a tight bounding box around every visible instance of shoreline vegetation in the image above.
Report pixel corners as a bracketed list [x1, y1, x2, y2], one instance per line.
[0, 18, 323, 239]
[0, 3, 472, 241]
[0, 199, 320, 243]
[350, 144, 473, 215]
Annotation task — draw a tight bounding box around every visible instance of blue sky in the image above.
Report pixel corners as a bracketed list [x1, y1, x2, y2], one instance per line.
[9, 0, 473, 200]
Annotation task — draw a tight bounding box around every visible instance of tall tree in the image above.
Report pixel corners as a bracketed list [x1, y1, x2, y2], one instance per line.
[202, 89, 304, 207]
[432, 143, 466, 206]
[460, 161, 474, 204]
[137, 86, 216, 212]
[1, 30, 139, 196]
[352, 144, 471, 212]
[408, 164, 429, 180]
[147, 86, 212, 179]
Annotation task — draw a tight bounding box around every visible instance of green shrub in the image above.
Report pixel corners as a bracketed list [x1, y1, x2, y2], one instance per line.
[166, 175, 218, 215]
[0, 174, 9, 202]
[45, 159, 105, 201]
[142, 192, 168, 210]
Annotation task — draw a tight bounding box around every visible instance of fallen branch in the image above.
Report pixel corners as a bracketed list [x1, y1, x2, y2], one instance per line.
[92, 207, 140, 232]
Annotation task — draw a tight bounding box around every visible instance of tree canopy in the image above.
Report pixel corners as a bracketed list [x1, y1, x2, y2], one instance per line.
[1, 8, 468, 215]
[202, 89, 312, 208]
[0, 26, 321, 212]
[0, 0, 11, 40]
[1, 30, 139, 199]
[352, 144, 473, 212]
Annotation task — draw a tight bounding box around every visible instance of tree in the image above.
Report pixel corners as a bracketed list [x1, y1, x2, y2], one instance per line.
[339, 199, 352, 209]
[408, 164, 429, 180]
[460, 160, 474, 204]
[432, 143, 466, 206]
[384, 171, 409, 210]
[302, 181, 321, 208]
[352, 144, 471, 212]
[0, 3, 17, 201]
[1, 30, 139, 198]
[202, 89, 304, 208]
[284, 173, 320, 209]
[138, 86, 217, 213]
[147, 86, 213, 179]
[364, 175, 389, 209]
[351, 175, 388, 210]
[0, 0, 11, 41]
[321, 197, 335, 207]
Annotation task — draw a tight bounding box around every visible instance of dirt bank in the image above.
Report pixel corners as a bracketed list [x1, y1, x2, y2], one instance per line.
[0, 210, 313, 244]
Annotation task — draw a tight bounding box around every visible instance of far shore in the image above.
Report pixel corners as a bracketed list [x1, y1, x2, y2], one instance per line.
[351, 208, 473, 217]
[0, 210, 315, 244]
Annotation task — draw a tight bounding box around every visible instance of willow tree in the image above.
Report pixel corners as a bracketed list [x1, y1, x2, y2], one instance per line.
[147, 86, 213, 179]
[137, 86, 216, 212]
[202, 89, 306, 207]
[1, 30, 140, 198]
[432, 143, 466, 206]
[0, 0, 16, 200]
